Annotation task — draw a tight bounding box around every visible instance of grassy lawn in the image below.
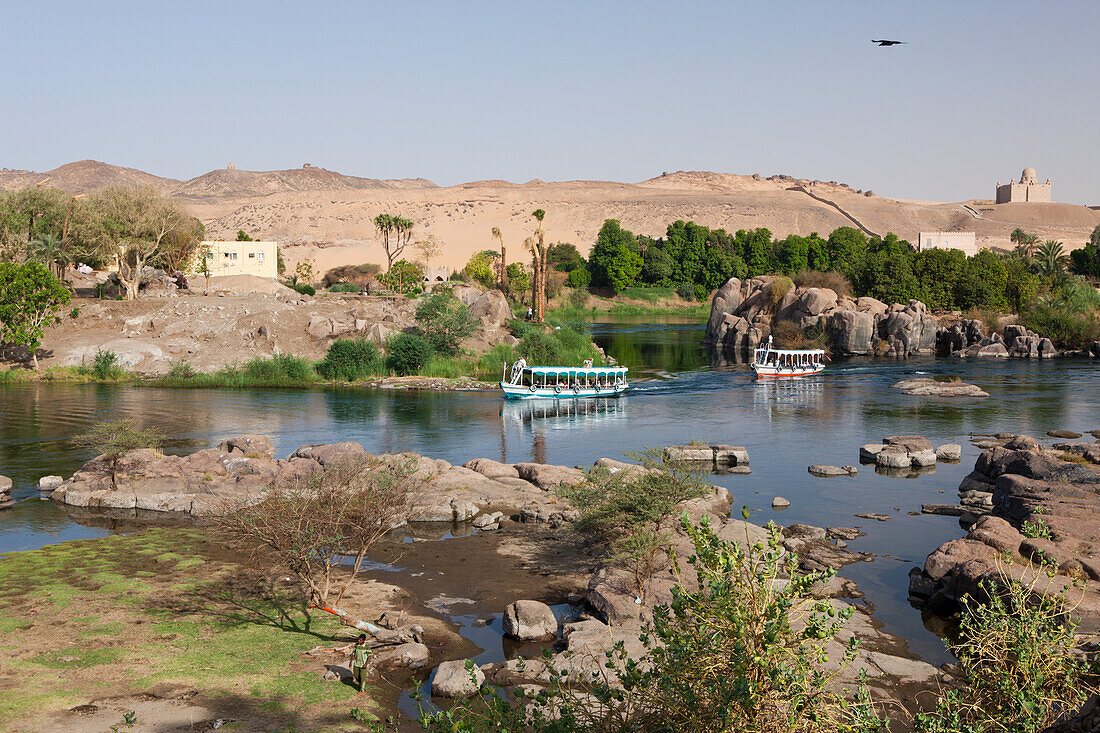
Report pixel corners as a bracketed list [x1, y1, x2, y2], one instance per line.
[0, 528, 386, 731]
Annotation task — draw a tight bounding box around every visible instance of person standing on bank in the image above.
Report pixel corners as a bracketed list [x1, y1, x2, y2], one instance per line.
[350, 633, 371, 692]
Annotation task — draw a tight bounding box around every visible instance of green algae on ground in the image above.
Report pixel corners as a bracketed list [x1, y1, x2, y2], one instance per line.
[0, 526, 381, 730]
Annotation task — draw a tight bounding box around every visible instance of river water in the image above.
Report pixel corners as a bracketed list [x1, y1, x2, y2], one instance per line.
[2, 316, 1098, 665]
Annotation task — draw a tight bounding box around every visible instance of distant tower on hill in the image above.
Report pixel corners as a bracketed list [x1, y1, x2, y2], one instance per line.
[227, 162, 236, 170]
[996, 167, 1051, 203]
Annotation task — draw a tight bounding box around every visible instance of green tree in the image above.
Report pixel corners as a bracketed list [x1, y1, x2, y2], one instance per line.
[589, 219, 642, 293]
[0, 186, 69, 262]
[642, 246, 674, 284]
[858, 249, 922, 304]
[1069, 225, 1100, 277]
[72, 418, 164, 488]
[72, 185, 200, 300]
[505, 262, 529, 296]
[956, 250, 1009, 311]
[462, 251, 498, 287]
[1003, 258, 1043, 313]
[235, 230, 253, 241]
[826, 227, 868, 279]
[547, 242, 585, 272]
[378, 259, 423, 294]
[414, 290, 476, 355]
[912, 248, 967, 310]
[0, 261, 72, 370]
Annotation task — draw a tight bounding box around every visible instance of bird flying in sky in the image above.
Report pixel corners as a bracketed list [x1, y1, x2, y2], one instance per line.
[872, 39, 906, 46]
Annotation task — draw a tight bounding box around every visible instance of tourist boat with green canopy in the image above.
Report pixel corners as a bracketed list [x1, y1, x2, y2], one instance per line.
[500, 359, 629, 399]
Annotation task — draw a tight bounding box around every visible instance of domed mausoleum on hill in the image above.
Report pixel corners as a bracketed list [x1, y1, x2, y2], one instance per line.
[996, 166, 1052, 203]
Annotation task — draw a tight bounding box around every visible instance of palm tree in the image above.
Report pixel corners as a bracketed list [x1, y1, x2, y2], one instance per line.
[529, 210, 548, 322]
[28, 233, 69, 281]
[373, 214, 398, 271]
[1011, 228, 1038, 259]
[492, 226, 506, 290]
[1031, 240, 1069, 278]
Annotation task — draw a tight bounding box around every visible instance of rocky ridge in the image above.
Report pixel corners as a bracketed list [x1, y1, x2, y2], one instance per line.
[909, 434, 1100, 631]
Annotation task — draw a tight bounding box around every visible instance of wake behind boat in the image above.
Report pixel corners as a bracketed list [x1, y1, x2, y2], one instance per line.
[751, 336, 826, 379]
[500, 359, 629, 399]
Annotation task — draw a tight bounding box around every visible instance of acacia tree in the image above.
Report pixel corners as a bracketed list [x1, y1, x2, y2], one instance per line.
[414, 234, 442, 267]
[73, 418, 165, 488]
[73, 186, 201, 300]
[0, 262, 71, 370]
[213, 456, 415, 631]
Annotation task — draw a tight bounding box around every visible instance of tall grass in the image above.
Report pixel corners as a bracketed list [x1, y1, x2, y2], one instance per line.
[154, 354, 318, 388]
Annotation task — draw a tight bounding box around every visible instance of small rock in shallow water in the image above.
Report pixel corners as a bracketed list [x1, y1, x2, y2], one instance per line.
[772, 496, 790, 508]
[827, 527, 863, 541]
[1048, 429, 1083, 439]
[935, 444, 962, 461]
[808, 465, 855, 477]
[854, 513, 891, 522]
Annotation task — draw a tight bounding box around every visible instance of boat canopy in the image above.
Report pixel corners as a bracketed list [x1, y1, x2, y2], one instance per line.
[753, 348, 825, 356]
[524, 365, 628, 375]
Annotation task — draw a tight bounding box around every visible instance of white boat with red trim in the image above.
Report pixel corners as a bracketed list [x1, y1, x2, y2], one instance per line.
[751, 337, 826, 379]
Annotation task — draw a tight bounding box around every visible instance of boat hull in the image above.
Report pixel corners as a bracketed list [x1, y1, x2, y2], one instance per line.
[752, 364, 825, 379]
[500, 381, 629, 399]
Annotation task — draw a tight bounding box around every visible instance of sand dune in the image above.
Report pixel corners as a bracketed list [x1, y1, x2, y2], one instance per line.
[2, 162, 1096, 273]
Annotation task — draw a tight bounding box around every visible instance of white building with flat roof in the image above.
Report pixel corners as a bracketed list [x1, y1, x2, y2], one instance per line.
[194, 241, 278, 278]
[918, 232, 977, 256]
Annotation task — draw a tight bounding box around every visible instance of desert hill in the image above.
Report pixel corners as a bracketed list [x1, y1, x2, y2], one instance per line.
[0, 160, 179, 193]
[171, 165, 437, 201]
[2, 161, 1097, 273]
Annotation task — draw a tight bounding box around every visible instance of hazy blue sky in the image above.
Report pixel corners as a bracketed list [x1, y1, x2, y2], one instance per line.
[2, 0, 1096, 203]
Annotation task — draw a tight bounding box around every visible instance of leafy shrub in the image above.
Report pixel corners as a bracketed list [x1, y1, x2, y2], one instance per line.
[242, 354, 316, 383]
[327, 282, 361, 293]
[915, 578, 1098, 732]
[566, 266, 591, 289]
[316, 339, 383, 381]
[379, 259, 424, 294]
[693, 283, 707, 301]
[90, 349, 122, 380]
[287, 282, 315, 296]
[386, 333, 433, 375]
[1020, 278, 1100, 349]
[505, 263, 529, 296]
[675, 284, 695, 301]
[568, 287, 590, 308]
[462, 251, 498, 288]
[772, 320, 826, 349]
[166, 361, 196, 380]
[420, 512, 885, 733]
[518, 330, 563, 365]
[414, 291, 476, 355]
[794, 269, 853, 297]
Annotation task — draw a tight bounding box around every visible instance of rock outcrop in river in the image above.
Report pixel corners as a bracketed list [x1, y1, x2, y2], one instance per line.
[909, 435, 1100, 631]
[48, 435, 601, 526]
[704, 276, 1065, 359]
[704, 276, 939, 357]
